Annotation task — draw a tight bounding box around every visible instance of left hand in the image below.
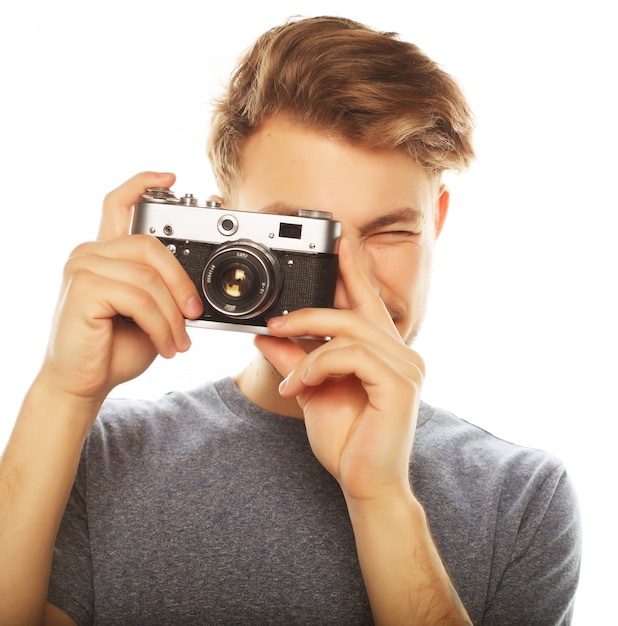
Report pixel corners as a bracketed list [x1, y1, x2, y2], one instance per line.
[254, 237, 425, 503]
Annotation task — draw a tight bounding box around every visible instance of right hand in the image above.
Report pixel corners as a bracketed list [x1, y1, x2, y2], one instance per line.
[41, 172, 203, 406]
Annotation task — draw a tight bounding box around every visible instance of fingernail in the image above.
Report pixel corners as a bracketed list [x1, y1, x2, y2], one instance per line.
[278, 377, 288, 394]
[178, 331, 192, 352]
[268, 316, 286, 329]
[186, 296, 203, 319]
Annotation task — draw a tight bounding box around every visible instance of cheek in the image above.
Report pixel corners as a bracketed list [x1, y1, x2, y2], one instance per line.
[366, 244, 428, 299]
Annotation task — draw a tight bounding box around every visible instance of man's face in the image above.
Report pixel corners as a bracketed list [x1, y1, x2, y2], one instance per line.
[232, 117, 448, 345]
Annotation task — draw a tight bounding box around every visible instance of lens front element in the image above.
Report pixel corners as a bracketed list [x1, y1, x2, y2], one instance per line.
[221, 266, 252, 299]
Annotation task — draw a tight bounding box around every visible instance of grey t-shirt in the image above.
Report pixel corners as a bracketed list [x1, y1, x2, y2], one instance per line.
[48, 377, 581, 625]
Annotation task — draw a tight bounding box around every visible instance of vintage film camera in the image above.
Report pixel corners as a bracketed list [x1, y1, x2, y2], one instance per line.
[131, 188, 341, 335]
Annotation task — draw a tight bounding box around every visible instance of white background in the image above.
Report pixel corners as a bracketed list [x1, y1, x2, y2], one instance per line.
[1, 1, 616, 622]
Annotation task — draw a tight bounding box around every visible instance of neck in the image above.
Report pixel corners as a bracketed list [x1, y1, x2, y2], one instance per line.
[233, 353, 304, 419]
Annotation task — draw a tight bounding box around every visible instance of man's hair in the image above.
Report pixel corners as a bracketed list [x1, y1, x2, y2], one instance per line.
[208, 16, 475, 200]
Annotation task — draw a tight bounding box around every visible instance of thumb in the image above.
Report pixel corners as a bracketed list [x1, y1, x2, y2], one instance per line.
[97, 171, 176, 240]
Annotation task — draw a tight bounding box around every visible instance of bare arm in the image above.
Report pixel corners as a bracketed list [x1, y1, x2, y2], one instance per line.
[0, 172, 202, 625]
[346, 492, 472, 625]
[0, 377, 94, 625]
[256, 238, 472, 625]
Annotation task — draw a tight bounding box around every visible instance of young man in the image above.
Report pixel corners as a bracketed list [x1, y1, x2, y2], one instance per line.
[0, 16, 580, 625]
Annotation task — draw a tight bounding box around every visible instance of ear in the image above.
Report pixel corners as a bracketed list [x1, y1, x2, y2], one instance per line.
[434, 185, 449, 239]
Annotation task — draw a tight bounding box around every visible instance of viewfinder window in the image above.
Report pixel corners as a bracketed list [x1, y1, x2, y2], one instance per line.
[279, 223, 302, 239]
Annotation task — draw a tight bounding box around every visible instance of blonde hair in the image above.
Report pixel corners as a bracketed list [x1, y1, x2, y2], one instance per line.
[208, 16, 475, 199]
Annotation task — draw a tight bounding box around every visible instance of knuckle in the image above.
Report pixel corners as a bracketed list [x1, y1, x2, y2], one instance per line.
[62, 255, 78, 278]
[350, 343, 372, 361]
[413, 352, 426, 378]
[137, 233, 166, 258]
[62, 253, 88, 281]
[68, 241, 95, 258]
[102, 189, 116, 208]
[65, 268, 96, 297]
[403, 358, 424, 388]
[102, 185, 127, 210]
[134, 264, 161, 290]
[132, 288, 156, 310]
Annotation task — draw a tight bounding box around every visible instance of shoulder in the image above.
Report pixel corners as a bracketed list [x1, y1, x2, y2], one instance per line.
[83, 378, 238, 462]
[414, 403, 581, 621]
[98, 378, 225, 421]
[413, 401, 580, 546]
[415, 401, 569, 484]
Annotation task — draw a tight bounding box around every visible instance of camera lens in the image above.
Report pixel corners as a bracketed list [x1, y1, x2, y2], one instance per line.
[202, 240, 282, 319]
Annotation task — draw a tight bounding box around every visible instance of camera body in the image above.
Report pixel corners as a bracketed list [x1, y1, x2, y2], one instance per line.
[131, 188, 341, 335]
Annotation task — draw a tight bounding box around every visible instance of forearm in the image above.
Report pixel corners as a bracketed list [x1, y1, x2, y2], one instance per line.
[346, 489, 472, 626]
[0, 371, 97, 624]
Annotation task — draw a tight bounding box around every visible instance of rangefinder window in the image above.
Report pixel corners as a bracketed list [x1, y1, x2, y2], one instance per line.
[279, 223, 302, 239]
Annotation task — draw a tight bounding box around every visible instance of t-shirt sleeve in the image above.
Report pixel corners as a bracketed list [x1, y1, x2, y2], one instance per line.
[483, 466, 582, 625]
[47, 448, 94, 626]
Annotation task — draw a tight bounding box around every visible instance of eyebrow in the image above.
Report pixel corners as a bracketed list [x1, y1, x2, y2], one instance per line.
[257, 202, 424, 232]
[256, 202, 307, 217]
[357, 207, 424, 235]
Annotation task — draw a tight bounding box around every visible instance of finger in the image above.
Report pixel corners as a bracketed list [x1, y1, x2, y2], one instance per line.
[97, 171, 176, 241]
[70, 235, 203, 320]
[337, 237, 399, 336]
[253, 334, 308, 380]
[279, 339, 424, 404]
[267, 312, 426, 380]
[267, 308, 407, 358]
[64, 252, 192, 352]
[64, 269, 189, 358]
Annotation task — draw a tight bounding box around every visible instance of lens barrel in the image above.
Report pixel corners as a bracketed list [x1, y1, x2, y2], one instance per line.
[202, 240, 283, 319]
